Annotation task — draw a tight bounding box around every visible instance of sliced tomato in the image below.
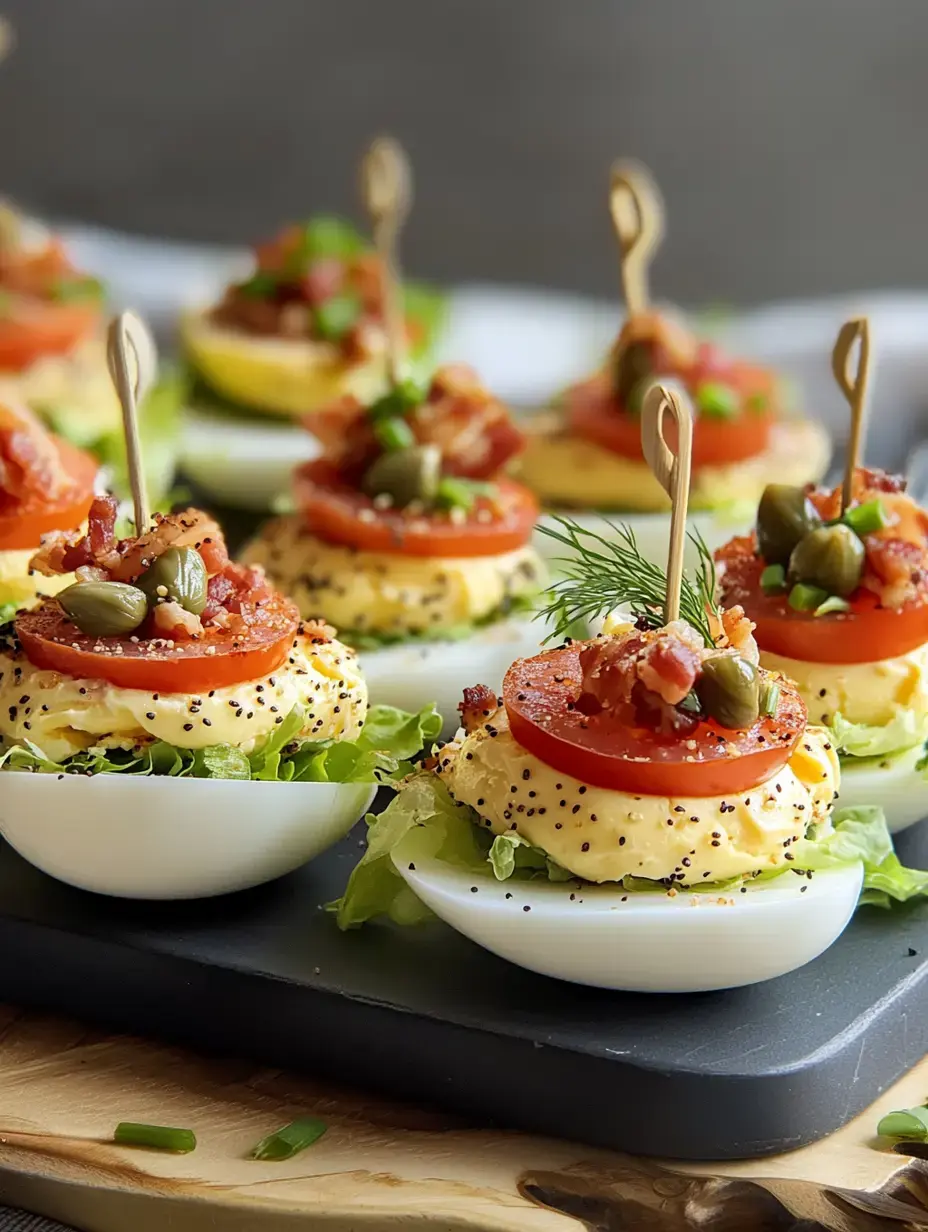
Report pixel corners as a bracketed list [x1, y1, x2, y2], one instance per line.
[294, 459, 538, 557]
[503, 643, 806, 798]
[717, 536, 928, 664]
[567, 372, 774, 468]
[16, 575, 301, 693]
[0, 438, 97, 551]
[0, 297, 100, 372]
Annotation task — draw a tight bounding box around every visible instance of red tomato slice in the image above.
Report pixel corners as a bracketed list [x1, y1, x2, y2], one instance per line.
[294, 459, 538, 558]
[15, 575, 301, 693]
[566, 373, 774, 468]
[503, 643, 806, 798]
[716, 536, 928, 664]
[0, 298, 100, 372]
[0, 438, 97, 551]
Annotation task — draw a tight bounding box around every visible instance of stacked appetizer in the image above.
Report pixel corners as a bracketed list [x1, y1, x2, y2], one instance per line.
[0, 397, 97, 620]
[179, 214, 444, 509]
[334, 386, 925, 993]
[518, 163, 830, 565]
[0, 204, 183, 505]
[243, 364, 547, 725]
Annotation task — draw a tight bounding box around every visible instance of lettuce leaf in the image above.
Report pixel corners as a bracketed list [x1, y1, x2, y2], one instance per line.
[0, 602, 18, 625]
[791, 806, 928, 906]
[831, 708, 928, 760]
[344, 591, 540, 651]
[0, 703, 440, 785]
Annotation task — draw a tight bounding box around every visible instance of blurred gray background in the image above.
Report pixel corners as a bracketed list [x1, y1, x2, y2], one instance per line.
[2, 0, 927, 306]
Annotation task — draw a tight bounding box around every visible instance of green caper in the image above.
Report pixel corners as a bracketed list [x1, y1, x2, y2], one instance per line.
[611, 340, 654, 403]
[756, 484, 822, 565]
[696, 654, 760, 730]
[137, 547, 208, 615]
[59, 581, 148, 638]
[360, 444, 441, 508]
[788, 524, 864, 597]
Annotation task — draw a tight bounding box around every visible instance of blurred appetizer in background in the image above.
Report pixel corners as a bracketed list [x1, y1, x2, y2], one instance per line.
[717, 318, 928, 833]
[334, 386, 923, 992]
[244, 139, 546, 728]
[179, 200, 445, 509]
[0, 203, 184, 507]
[519, 162, 830, 564]
[0, 398, 97, 619]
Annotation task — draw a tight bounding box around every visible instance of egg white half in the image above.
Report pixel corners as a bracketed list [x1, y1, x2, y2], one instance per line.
[838, 743, 928, 834]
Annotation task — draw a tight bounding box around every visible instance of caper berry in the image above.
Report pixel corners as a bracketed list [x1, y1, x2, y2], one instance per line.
[59, 581, 148, 638]
[788, 524, 864, 597]
[360, 444, 441, 508]
[756, 484, 822, 565]
[612, 340, 654, 403]
[696, 653, 760, 731]
[137, 547, 208, 615]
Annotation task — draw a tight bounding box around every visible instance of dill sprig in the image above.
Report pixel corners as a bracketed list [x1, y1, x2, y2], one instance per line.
[538, 517, 719, 644]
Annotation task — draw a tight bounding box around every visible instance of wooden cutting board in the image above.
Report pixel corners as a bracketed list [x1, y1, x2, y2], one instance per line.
[0, 1006, 926, 1231]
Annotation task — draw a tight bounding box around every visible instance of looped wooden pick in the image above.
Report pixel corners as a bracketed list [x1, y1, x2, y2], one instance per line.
[106, 311, 157, 533]
[641, 382, 694, 625]
[360, 136, 412, 387]
[831, 316, 871, 514]
[609, 160, 665, 317]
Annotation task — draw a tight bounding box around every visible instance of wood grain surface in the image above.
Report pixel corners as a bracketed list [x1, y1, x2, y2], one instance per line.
[0, 1006, 927, 1230]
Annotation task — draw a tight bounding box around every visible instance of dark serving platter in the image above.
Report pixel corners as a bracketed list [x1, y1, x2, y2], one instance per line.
[0, 813, 925, 1161]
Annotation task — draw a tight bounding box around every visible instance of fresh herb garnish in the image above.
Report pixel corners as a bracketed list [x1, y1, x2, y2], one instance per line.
[249, 1116, 328, 1160]
[114, 1122, 196, 1153]
[537, 518, 719, 645]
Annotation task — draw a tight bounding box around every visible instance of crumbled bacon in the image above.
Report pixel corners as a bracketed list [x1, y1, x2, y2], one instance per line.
[0, 400, 73, 507]
[151, 601, 203, 640]
[458, 684, 499, 732]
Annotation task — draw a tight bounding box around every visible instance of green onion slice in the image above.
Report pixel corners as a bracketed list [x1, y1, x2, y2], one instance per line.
[373, 416, 415, 452]
[814, 595, 851, 617]
[694, 381, 740, 419]
[843, 497, 890, 536]
[759, 681, 780, 717]
[114, 1122, 197, 1153]
[788, 582, 829, 612]
[368, 379, 426, 421]
[435, 476, 477, 512]
[237, 271, 280, 300]
[760, 563, 787, 595]
[250, 1116, 328, 1161]
[314, 292, 362, 342]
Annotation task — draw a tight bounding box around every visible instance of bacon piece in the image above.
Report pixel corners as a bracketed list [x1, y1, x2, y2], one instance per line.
[458, 684, 499, 732]
[637, 637, 701, 706]
[578, 635, 643, 714]
[151, 601, 203, 641]
[108, 509, 228, 582]
[0, 400, 72, 505]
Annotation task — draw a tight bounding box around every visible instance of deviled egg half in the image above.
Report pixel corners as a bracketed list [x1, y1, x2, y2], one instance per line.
[0, 204, 183, 506]
[243, 364, 548, 730]
[179, 215, 444, 509]
[0, 398, 97, 618]
[334, 533, 926, 992]
[717, 466, 928, 833]
[0, 498, 438, 898]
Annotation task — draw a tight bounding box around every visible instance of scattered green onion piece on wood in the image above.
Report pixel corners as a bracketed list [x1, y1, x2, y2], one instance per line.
[877, 1107, 928, 1141]
[113, 1122, 197, 1153]
[695, 382, 739, 419]
[814, 595, 851, 617]
[314, 292, 362, 342]
[843, 497, 890, 536]
[760, 563, 787, 594]
[788, 582, 829, 612]
[435, 476, 476, 512]
[250, 1116, 328, 1161]
[759, 681, 780, 717]
[373, 416, 415, 452]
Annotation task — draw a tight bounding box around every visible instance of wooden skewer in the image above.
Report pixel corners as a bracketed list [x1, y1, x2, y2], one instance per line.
[0, 16, 14, 64]
[609, 160, 665, 317]
[831, 316, 872, 514]
[105, 311, 157, 533]
[360, 136, 412, 388]
[640, 382, 694, 625]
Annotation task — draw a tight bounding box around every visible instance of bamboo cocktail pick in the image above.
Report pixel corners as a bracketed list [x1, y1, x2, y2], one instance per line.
[105, 311, 157, 533]
[609, 160, 665, 318]
[831, 316, 872, 514]
[360, 136, 412, 388]
[640, 382, 694, 624]
[0, 15, 14, 63]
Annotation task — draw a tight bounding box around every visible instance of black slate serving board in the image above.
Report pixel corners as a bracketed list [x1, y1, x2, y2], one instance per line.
[0, 817, 926, 1161]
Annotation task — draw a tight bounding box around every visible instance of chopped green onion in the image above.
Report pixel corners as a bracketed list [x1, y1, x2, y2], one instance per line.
[877, 1107, 928, 1141]
[760, 563, 787, 594]
[114, 1122, 197, 1153]
[368, 379, 426, 421]
[314, 292, 362, 342]
[298, 216, 365, 262]
[814, 595, 851, 617]
[237, 271, 280, 299]
[759, 681, 780, 717]
[250, 1116, 328, 1161]
[746, 391, 768, 413]
[51, 275, 105, 303]
[788, 582, 829, 612]
[695, 382, 740, 419]
[435, 476, 477, 512]
[373, 416, 415, 452]
[843, 498, 890, 536]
